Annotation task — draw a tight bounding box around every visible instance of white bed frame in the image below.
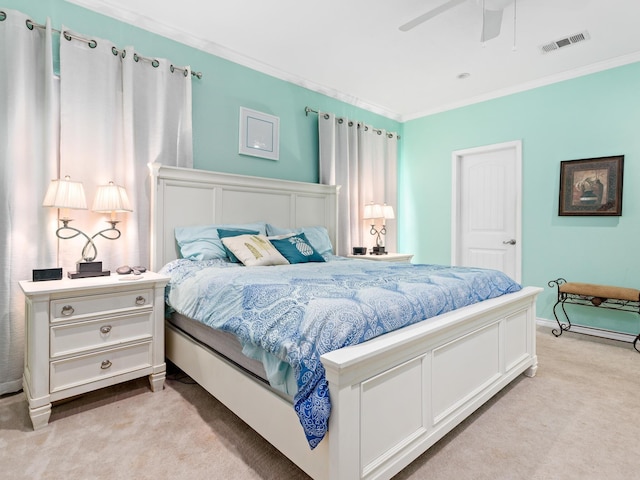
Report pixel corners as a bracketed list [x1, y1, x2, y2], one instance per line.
[149, 164, 542, 480]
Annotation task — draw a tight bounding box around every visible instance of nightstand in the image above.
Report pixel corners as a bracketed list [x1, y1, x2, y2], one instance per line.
[347, 253, 414, 263]
[19, 272, 169, 430]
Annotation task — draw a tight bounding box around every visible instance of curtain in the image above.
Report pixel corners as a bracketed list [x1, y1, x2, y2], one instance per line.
[121, 48, 193, 269]
[59, 32, 193, 273]
[59, 28, 128, 272]
[0, 10, 58, 395]
[318, 113, 398, 255]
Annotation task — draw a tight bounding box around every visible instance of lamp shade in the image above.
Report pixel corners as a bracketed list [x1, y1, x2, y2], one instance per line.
[363, 203, 384, 220]
[42, 176, 87, 210]
[383, 204, 395, 220]
[364, 202, 394, 220]
[92, 181, 132, 213]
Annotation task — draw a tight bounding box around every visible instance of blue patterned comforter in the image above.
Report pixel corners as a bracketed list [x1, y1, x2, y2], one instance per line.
[160, 257, 521, 449]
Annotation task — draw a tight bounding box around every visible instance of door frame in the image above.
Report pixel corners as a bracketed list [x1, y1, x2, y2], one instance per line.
[451, 140, 523, 282]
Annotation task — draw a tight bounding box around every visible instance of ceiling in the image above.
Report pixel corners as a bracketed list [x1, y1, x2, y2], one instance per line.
[69, 0, 640, 121]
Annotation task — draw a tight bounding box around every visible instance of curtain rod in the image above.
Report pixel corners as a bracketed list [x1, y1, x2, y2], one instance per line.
[304, 106, 400, 140]
[12, 15, 203, 79]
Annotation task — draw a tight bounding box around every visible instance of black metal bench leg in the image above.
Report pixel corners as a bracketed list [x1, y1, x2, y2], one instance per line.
[551, 300, 563, 337]
[551, 299, 572, 337]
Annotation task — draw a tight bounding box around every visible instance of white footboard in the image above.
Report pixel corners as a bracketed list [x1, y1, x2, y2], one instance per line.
[322, 286, 541, 480]
[166, 286, 540, 480]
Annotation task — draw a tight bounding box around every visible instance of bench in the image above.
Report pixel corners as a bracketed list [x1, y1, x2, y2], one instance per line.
[548, 278, 640, 353]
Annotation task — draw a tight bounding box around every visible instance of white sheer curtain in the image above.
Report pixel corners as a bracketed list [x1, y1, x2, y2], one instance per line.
[0, 10, 58, 395]
[59, 29, 128, 272]
[122, 47, 193, 269]
[59, 32, 193, 272]
[318, 113, 398, 256]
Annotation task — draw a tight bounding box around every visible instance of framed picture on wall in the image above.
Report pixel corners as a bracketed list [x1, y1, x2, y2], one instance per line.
[558, 155, 624, 216]
[238, 107, 279, 160]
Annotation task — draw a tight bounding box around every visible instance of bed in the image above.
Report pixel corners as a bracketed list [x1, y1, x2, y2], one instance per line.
[149, 163, 542, 480]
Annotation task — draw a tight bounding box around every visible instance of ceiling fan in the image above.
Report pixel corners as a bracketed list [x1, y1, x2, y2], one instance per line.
[399, 0, 516, 42]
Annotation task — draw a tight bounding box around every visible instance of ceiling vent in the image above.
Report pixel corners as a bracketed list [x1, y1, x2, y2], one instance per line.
[540, 31, 590, 54]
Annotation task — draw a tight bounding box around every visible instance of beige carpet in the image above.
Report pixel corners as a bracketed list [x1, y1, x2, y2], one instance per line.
[1, 326, 638, 479]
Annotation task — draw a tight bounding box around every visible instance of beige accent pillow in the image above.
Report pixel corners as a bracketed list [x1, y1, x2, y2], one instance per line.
[221, 234, 289, 266]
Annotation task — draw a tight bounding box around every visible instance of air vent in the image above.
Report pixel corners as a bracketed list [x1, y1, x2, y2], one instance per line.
[540, 31, 590, 54]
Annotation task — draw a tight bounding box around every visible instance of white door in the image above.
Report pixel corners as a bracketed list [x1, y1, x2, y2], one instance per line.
[451, 141, 522, 282]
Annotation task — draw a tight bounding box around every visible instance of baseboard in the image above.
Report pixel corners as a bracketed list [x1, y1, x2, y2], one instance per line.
[536, 317, 637, 344]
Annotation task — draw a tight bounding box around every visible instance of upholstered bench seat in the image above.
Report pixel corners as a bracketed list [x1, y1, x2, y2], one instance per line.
[559, 282, 640, 303]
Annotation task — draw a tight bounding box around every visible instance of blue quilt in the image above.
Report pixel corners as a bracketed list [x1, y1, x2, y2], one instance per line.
[160, 257, 521, 449]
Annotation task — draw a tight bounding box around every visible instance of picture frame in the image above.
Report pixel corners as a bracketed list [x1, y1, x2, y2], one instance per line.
[558, 155, 624, 216]
[238, 107, 279, 161]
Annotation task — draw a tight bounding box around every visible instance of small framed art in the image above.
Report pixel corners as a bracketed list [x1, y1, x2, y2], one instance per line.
[558, 155, 624, 216]
[239, 107, 279, 160]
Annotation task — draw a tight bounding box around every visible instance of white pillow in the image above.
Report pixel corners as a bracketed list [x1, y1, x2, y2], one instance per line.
[221, 234, 289, 267]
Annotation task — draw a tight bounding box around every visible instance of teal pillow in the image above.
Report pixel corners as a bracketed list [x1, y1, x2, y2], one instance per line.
[266, 224, 333, 256]
[270, 233, 325, 264]
[217, 228, 259, 262]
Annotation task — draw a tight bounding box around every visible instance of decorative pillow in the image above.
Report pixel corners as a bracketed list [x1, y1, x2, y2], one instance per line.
[266, 224, 333, 256]
[174, 222, 266, 260]
[217, 228, 259, 263]
[221, 234, 289, 266]
[270, 233, 325, 264]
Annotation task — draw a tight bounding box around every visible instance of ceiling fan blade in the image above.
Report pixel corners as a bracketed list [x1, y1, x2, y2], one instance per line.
[480, 7, 504, 41]
[399, 0, 468, 32]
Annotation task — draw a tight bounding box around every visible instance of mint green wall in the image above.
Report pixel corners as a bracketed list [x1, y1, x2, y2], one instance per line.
[402, 63, 640, 332]
[7, 0, 400, 183]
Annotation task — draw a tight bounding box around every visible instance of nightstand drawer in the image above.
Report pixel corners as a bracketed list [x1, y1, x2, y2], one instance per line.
[50, 289, 153, 323]
[50, 341, 153, 393]
[50, 311, 153, 358]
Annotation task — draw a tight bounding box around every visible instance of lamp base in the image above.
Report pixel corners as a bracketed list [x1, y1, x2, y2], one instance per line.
[371, 246, 387, 255]
[69, 261, 110, 279]
[68, 270, 111, 279]
[77, 261, 103, 273]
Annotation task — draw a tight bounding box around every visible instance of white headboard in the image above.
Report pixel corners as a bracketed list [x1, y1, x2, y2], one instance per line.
[149, 163, 340, 271]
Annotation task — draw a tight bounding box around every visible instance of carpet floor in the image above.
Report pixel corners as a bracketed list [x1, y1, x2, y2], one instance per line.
[1, 326, 638, 479]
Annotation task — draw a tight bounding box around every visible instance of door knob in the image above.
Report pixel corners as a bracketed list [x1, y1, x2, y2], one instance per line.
[502, 239, 516, 245]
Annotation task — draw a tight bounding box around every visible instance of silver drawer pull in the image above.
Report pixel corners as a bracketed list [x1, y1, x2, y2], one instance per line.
[100, 360, 112, 370]
[100, 325, 112, 335]
[61, 305, 75, 316]
[135, 296, 146, 306]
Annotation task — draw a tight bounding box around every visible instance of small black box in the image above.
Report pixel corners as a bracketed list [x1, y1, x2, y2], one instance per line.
[352, 247, 367, 255]
[32, 268, 63, 282]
